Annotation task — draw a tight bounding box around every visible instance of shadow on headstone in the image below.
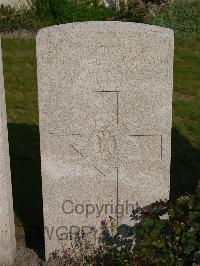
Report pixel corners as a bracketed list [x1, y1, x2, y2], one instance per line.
[7, 123, 45, 259]
[170, 127, 200, 198]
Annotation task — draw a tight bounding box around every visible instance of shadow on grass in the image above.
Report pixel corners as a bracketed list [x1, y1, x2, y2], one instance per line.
[7, 124, 200, 258]
[170, 127, 200, 198]
[8, 123, 44, 259]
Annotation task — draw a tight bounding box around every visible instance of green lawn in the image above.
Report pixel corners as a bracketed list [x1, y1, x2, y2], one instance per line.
[1, 37, 200, 237]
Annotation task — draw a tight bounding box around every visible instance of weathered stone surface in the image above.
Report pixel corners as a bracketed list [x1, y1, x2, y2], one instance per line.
[0, 0, 19, 6]
[0, 38, 16, 265]
[37, 22, 174, 258]
[0, 0, 27, 7]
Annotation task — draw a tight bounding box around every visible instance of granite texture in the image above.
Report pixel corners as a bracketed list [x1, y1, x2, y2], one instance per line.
[0, 0, 19, 6]
[0, 38, 16, 265]
[37, 21, 174, 259]
[0, 0, 27, 7]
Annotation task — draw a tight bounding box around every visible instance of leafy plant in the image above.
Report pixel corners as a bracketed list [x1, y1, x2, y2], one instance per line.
[48, 187, 200, 265]
[26, 0, 112, 26]
[0, 0, 112, 32]
[1, 0, 199, 37]
[134, 190, 200, 265]
[0, 4, 41, 32]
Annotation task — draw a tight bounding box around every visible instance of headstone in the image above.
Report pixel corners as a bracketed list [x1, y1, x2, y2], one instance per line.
[0, 38, 16, 265]
[0, 0, 19, 6]
[37, 22, 174, 258]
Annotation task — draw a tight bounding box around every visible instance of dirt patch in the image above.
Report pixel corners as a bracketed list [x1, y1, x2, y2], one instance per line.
[12, 231, 62, 266]
[14, 244, 64, 266]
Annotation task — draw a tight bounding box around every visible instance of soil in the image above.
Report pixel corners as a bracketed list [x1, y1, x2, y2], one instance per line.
[9, 231, 63, 266]
[14, 243, 63, 266]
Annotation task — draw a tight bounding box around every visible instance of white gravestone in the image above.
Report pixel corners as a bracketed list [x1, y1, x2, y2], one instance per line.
[0, 38, 16, 265]
[0, 0, 19, 6]
[37, 22, 174, 258]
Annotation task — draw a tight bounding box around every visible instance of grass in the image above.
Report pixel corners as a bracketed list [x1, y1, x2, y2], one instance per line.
[1, 37, 200, 241]
[148, 0, 200, 38]
[170, 38, 200, 198]
[2, 39, 38, 124]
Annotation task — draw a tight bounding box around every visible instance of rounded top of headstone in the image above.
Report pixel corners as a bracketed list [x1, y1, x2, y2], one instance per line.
[37, 21, 174, 40]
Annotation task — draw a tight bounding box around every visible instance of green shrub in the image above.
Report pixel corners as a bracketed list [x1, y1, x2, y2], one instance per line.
[134, 190, 200, 265]
[0, 4, 23, 32]
[27, 0, 67, 23]
[0, 0, 112, 32]
[27, 0, 112, 26]
[97, 189, 200, 265]
[147, 0, 200, 37]
[0, 0, 199, 36]
[95, 190, 200, 265]
[0, 4, 41, 32]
